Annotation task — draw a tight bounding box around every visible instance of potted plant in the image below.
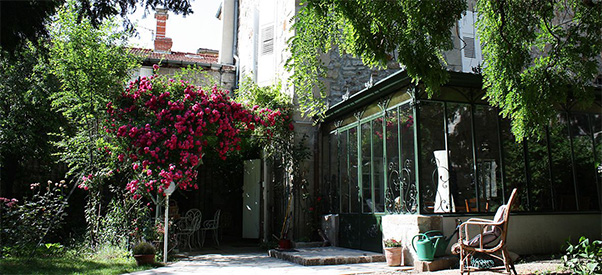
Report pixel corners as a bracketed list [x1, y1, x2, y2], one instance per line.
[133, 242, 156, 266]
[383, 238, 403, 266]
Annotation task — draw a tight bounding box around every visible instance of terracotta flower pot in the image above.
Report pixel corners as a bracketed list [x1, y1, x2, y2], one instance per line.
[384, 247, 402, 266]
[134, 254, 155, 266]
[278, 239, 292, 250]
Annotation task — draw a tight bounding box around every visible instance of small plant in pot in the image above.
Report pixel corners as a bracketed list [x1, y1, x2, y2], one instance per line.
[133, 242, 156, 266]
[383, 238, 403, 266]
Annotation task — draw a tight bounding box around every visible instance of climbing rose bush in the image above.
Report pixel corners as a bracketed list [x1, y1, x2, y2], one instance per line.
[104, 72, 287, 197]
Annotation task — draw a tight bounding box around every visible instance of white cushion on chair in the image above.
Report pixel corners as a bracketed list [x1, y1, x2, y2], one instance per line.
[466, 205, 506, 247]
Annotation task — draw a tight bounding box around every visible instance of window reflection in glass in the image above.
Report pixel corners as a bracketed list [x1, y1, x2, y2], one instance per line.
[373, 116, 385, 212]
[386, 108, 400, 213]
[527, 134, 553, 212]
[446, 103, 474, 213]
[328, 133, 339, 213]
[339, 130, 349, 213]
[548, 114, 575, 211]
[349, 127, 360, 213]
[570, 113, 599, 211]
[400, 103, 416, 213]
[474, 105, 503, 212]
[594, 114, 602, 211]
[418, 101, 446, 213]
[361, 121, 373, 213]
[500, 119, 528, 211]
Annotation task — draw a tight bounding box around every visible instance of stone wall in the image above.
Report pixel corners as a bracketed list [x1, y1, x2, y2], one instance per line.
[138, 65, 236, 92]
[382, 215, 443, 266]
[321, 49, 401, 108]
[442, 213, 602, 255]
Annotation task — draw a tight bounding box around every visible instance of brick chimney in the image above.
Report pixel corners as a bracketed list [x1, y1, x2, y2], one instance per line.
[154, 8, 172, 52]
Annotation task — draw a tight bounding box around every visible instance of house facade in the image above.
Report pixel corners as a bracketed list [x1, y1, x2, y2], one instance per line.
[222, 0, 601, 262]
[132, 8, 236, 91]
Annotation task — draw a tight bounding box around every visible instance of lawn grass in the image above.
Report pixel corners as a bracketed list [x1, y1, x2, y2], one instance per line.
[0, 253, 158, 275]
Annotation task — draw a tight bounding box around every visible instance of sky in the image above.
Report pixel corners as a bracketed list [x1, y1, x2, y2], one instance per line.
[128, 0, 223, 53]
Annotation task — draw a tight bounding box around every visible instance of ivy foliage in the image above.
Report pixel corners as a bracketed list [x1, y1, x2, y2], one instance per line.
[287, 0, 466, 119]
[236, 77, 302, 162]
[289, 0, 602, 141]
[477, 0, 602, 141]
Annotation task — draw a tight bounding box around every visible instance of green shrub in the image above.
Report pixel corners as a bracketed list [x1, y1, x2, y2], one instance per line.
[132, 242, 155, 255]
[563, 236, 602, 275]
[0, 180, 69, 253]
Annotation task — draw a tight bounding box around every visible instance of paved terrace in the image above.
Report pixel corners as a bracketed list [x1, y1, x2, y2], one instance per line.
[129, 245, 565, 275]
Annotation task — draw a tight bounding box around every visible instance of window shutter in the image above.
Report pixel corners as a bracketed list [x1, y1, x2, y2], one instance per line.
[463, 37, 476, 59]
[261, 25, 274, 55]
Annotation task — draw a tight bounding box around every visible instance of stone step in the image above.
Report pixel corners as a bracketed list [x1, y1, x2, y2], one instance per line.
[413, 255, 458, 272]
[268, 247, 386, 266]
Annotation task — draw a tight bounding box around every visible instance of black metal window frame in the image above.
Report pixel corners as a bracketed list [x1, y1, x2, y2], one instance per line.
[326, 97, 600, 215]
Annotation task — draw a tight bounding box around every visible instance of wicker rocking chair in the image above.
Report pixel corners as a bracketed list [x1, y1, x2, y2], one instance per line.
[455, 188, 518, 274]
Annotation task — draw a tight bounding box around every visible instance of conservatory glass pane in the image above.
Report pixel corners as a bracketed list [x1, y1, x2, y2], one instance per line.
[446, 103, 474, 213]
[329, 133, 340, 213]
[385, 108, 400, 213]
[549, 114, 575, 211]
[594, 114, 602, 210]
[500, 119, 528, 211]
[349, 127, 360, 213]
[361, 121, 373, 213]
[373, 116, 385, 213]
[399, 103, 416, 213]
[339, 130, 349, 213]
[418, 101, 446, 213]
[527, 134, 553, 212]
[570, 113, 599, 211]
[474, 105, 503, 212]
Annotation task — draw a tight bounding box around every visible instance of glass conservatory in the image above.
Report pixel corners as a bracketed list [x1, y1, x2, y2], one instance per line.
[320, 70, 602, 253]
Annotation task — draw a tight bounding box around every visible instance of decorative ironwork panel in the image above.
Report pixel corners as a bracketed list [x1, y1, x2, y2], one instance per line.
[385, 159, 417, 214]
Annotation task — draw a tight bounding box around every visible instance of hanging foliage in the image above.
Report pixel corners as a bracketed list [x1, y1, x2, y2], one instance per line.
[287, 0, 466, 119]
[289, 0, 602, 141]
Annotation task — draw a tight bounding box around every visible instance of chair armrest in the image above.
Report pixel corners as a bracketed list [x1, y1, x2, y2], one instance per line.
[203, 220, 216, 228]
[465, 218, 493, 223]
[463, 218, 503, 227]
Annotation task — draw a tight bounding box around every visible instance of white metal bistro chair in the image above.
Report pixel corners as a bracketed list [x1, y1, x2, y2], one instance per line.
[201, 209, 221, 247]
[176, 214, 202, 251]
[184, 209, 202, 247]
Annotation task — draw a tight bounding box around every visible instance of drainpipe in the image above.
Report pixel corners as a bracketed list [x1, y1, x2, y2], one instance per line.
[232, 0, 239, 89]
[218, 0, 235, 64]
[233, 55, 240, 89]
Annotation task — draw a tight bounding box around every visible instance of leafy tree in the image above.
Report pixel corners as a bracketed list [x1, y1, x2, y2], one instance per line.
[49, 0, 139, 183]
[288, 0, 602, 141]
[0, 42, 64, 199]
[0, 0, 192, 54]
[477, 0, 602, 141]
[47, 1, 139, 244]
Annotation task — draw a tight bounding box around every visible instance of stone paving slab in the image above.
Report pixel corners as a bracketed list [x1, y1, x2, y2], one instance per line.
[130, 251, 410, 275]
[128, 246, 565, 275]
[269, 247, 386, 266]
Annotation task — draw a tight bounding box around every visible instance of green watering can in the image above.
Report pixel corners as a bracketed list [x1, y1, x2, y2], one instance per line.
[411, 230, 451, 261]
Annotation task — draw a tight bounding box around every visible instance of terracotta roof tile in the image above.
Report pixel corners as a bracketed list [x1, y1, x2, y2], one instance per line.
[130, 48, 219, 64]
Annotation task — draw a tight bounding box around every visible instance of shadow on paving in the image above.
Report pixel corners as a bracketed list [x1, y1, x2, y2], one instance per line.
[131, 244, 566, 275]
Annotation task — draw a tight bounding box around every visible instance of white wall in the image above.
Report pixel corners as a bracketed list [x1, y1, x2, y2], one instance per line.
[382, 213, 601, 266]
[237, 0, 295, 90]
[441, 213, 602, 255]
